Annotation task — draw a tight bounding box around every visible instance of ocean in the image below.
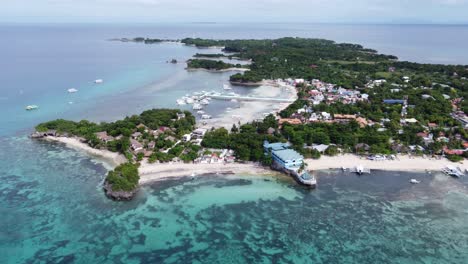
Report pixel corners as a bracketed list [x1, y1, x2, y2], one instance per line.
[1, 23, 468, 263]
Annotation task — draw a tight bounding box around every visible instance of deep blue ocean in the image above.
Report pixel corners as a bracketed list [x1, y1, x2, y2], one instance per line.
[1, 23, 468, 263]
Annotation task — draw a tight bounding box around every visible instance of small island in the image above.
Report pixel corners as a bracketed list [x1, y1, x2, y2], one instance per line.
[186, 59, 246, 72]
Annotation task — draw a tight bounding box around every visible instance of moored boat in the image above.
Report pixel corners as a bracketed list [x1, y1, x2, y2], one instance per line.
[442, 166, 464, 178]
[25, 105, 39, 111]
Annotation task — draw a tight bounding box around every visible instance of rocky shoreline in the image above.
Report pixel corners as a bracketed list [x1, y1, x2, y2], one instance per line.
[103, 181, 138, 201]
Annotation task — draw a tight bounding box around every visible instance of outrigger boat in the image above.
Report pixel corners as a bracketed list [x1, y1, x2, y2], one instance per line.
[442, 166, 464, 178]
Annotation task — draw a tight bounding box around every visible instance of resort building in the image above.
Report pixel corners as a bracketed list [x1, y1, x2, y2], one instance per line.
[263, 141, 316, 186]
[263, 141, 303, 170]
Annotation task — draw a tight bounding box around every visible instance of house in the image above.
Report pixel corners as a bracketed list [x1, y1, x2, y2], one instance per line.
[428, 123, 438, 129]
[182, 134, 192, 142]
[383, 99, 405, 105]
[311, 144, 329, 153]
[147, 141, 156, 149]
[165, 136, 176, 142]
[131, 132, 142, 139]
[130, 139, 143, 152]
[95, 131, 114, 143]
[159, 126, 171, 132]
[278, 118, 302, 126]
[176, 113, 186, 120]
[136, 124, 148, 132]
[192, 128, 207, 139]
[355, 143, 370, 153]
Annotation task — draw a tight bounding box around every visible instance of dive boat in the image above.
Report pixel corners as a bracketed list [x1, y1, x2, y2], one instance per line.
[25, 105, 39, 111]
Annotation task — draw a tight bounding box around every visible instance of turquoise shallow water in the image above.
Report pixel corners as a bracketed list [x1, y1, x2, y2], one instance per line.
[1, 137, 468, 263]
[1, 24, 468, 263]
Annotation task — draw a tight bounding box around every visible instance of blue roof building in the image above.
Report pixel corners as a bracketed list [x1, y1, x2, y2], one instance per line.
[383, 99, 405, 105]
[264, 141, 304, 170]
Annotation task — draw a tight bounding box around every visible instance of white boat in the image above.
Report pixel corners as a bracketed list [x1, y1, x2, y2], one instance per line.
[201, 114, 212, 119]
[176, 99, 186, 105]
[442, 166, 464, 178]
[25, 105, 39, 111]
[193, 103, 203, 110]
[186, 98, 195, 104]
[94, 79, 103, 84]
[67, 88, 78, 93]
[200, 99, 210, 105]
[351, 165, 370, 175]
[356, 165, 364, 175]
[410, 179, 420, 184]
[196, 110, 205, 115]
[223, 84, 232, 90]
[231, 99, 238, 103]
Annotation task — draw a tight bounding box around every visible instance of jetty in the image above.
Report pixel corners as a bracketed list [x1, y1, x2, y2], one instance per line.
[209, 94, 294, 103]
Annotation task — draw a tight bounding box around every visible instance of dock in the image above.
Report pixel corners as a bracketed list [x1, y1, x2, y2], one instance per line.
[208, 94, 295, 103]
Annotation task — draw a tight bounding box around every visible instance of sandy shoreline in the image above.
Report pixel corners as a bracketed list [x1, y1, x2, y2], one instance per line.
[138, 160, 274, 184]
[43, 136, 127, 168]
[40, 137, 466, 184]
[306, 154, 467, 172]
[201, 80, 297, 129]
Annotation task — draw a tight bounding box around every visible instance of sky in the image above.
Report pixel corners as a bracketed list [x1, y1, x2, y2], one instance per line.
[1, 0, 468, 24]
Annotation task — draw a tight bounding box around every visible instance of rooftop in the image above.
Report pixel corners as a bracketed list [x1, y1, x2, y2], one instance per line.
[272, 149, 303, 162]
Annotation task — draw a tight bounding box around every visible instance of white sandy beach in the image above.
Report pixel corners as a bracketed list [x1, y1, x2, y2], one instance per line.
[202, 81, 297, 129]
[43, 136, 127, 167]
[138, 160, 274, 184]
[306, 154, 467, 172]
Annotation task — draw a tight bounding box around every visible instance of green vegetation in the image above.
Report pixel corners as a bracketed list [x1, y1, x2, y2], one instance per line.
[193, 53, 228, 58]
[106, 163, 139, 192]
[36, 109, 196, 154]
[187, 59, 243, 71]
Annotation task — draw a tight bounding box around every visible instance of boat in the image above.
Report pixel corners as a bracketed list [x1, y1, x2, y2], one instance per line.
[186, 98, 195, 104]
[442, 166, 464, 178]
[67, 88, 78, 93]
[193, 103, 203, 110]
[196, 110, 205, 115]
[201, 114, 212, 119]
[350, 165, 370, 175]
[223, 84, 232, 90]
[25, 105, 39, 111]
[410, 179, 420, 184]
[200, 99, 210, 105]
[356, 165, 364, 175]
[94, 79, 103, 84]
[176, 99, 186, 105]
[230, 99, 238, 103]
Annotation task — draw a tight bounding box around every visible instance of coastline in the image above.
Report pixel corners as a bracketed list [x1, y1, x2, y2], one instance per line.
[138, 160, 274, 184]
[305, 154, 467, 172]
[41, 136, 466, 182]
[42, 136, 127, 168]
[186, 67, 249, 73]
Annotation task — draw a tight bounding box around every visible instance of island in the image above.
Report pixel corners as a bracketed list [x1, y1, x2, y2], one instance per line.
[33, 37, 468, 200]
